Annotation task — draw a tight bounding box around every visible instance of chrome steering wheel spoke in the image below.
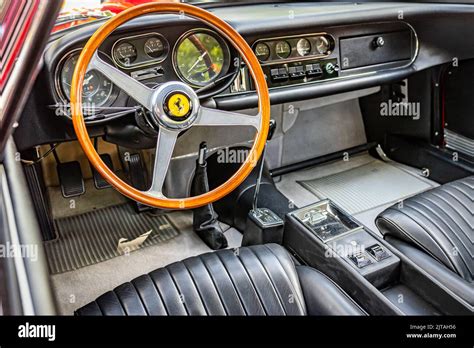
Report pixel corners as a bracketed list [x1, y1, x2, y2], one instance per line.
[197, 107, 261, 130]
[89, 52, 155, 111]
[146, 127, 179, 198]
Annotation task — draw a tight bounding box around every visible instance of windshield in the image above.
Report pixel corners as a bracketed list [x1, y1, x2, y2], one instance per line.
[56, 1, 169, 32]
[56, 0, 474, 32]
[56, 0, 287, 32]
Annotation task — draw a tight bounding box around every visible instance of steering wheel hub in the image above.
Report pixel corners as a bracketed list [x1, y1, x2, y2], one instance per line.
[150, 81, 200, 130]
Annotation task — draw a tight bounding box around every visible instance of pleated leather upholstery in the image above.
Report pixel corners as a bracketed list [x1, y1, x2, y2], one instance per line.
[376, 176, 473, 281]
[76, 244, 309, 315]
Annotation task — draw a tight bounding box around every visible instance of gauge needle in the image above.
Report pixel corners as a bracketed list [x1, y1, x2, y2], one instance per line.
[83, 75, 93, 84]
[187, 51, 209, 75]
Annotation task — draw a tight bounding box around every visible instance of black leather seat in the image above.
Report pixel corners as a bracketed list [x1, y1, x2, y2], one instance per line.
[376, 176, 473, 307]
[75, 244, 365, 315]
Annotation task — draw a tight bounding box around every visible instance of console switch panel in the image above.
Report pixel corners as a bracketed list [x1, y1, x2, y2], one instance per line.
[349, 252, 373, 268]
[270, 67, 289, 82]
[367, 244, 390, 261]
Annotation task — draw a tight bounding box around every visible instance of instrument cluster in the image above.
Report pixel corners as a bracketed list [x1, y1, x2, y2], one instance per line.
[253, 33, 334, 65]
[112, 33, 169, 69]
[54, 29, 233, 111]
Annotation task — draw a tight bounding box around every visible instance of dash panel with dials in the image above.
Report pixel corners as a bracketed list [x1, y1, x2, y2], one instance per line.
[251, 33, 339, 88]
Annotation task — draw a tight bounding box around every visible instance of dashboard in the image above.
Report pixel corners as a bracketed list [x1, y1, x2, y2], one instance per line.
[49, 19, 416, 123]
[16, 2, 474, 151]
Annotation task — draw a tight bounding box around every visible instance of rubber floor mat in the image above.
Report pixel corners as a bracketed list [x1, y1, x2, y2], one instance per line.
[299, 160, 435, 215]
[44, 203, 179, 274]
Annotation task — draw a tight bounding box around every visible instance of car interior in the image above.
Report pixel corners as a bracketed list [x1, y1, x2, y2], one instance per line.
[2, 1, 473, 317]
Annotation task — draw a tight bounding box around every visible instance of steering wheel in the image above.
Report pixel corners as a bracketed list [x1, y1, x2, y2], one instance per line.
[71, 3, 270, 209]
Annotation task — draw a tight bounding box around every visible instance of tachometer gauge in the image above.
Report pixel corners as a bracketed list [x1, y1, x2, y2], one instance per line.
[255, 43, 270, 61]
[275, 41, 291, 59]
[296, 38, 311, 56]
[58, 52, 114, 109]
[144, 37, 165, 59]
[175, 31, 229, 87]
[113, 42, 137, 67]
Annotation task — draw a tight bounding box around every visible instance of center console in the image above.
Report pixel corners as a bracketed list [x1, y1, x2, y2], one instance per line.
[283, 200, 468, 315]
[292, 200, 399, 287]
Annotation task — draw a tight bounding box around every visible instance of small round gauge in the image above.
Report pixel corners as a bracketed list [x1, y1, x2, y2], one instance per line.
[315, 36, 330, 55]
[296, 38, 311, 56]
[175, 31, 229, 87]
[275, 41, 291, 59]
[59, 53, 114, 108]
[255, 43, 270, 61]
[113, 42, 137, 67]
[144, 37, 165, 59]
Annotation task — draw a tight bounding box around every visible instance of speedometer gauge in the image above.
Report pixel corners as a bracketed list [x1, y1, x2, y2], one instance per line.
[58, 52, 114, 109]
[174, 30, 229, 87]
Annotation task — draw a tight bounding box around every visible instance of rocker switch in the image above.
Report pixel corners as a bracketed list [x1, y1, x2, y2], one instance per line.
[349, 252, 373, 268]
[366, 244, 390, 261]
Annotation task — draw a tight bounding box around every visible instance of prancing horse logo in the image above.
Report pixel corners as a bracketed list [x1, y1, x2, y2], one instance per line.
[165, 92, 191, 120]
[174, 97, 184, 112]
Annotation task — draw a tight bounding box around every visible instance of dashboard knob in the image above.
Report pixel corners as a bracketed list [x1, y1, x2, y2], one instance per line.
[325, 62, 339, 74]
[373, 36, 385, 48]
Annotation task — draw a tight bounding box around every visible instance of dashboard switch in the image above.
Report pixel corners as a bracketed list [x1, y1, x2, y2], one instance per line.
[289, 65, 305, 79]
[366, 244, 390, 261]
[270, 67, 289, 82]
[305, 63, 323, 78]
[349, 252, 373, 268]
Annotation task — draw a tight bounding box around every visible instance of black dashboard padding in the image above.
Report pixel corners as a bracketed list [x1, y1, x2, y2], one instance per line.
[376, 176, 474, 282]
[75, 243, 365, 315]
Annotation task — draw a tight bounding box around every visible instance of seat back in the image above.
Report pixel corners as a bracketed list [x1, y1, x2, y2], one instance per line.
[376, 176, 474, 281]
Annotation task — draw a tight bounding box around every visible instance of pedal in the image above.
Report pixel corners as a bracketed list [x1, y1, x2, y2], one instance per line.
[127, 153, 147, 190]
[127, 153, 153, 212]
[91, 154, 113, 189]
[57, 161, 85, 198]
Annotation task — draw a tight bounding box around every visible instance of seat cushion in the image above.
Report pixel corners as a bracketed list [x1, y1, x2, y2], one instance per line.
[75, 244, 364, 316]
[376, 176, 473, 281]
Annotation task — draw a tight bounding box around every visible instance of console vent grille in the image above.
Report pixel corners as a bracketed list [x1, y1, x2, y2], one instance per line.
[445, 129, 474, 157]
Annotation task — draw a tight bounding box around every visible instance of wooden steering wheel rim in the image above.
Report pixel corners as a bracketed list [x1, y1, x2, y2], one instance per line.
[71, 2, 270, 209]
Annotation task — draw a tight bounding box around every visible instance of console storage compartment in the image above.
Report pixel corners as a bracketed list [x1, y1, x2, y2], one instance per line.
[284, 200, 469, 315]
